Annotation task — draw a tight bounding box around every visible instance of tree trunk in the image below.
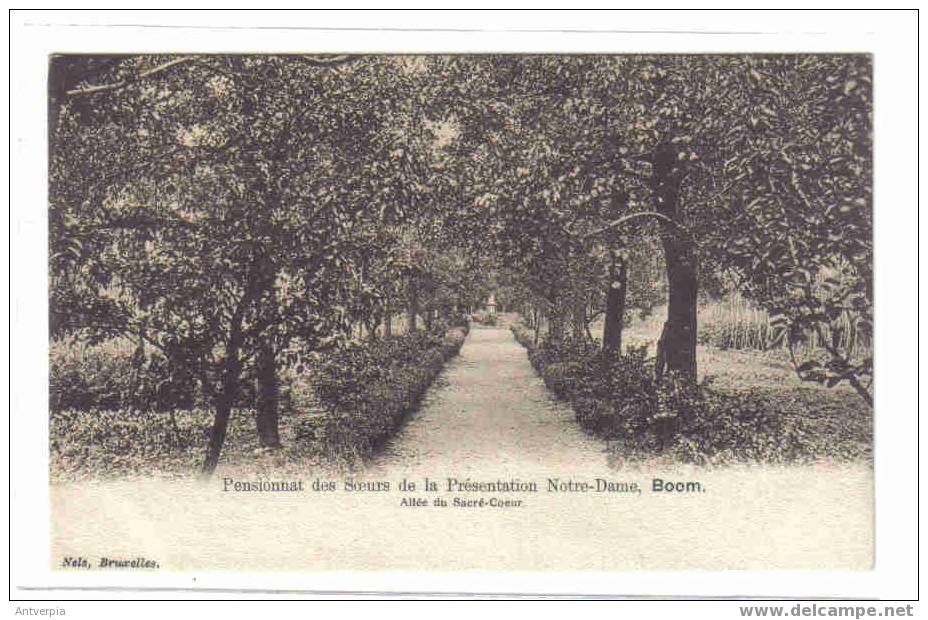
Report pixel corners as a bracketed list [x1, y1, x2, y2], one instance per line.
[255, 339, 281, 449]
[202, 350, 241, 476]
[202, 255, 271, 475]
[549, 314, 565, 343]
[572, 301, 586, 340]
[384, 303, 393, 337]
[366, 312, 380, 342]
[652, 142, 698, 379]
[202, 387, 234, 476]
[603, 255, 628, 354]
[407, 279, 419, 333]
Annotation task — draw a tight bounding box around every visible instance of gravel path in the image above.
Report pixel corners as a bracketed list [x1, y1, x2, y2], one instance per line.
[372, 325, 606, 473]
[370, 325, 610, 474]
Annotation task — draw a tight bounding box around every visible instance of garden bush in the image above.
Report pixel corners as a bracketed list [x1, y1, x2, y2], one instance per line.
[510, 322, 536, 351]
[471, 311, 498, 327]
[311, 324, 468, 461]
[510, 322, 864, 465]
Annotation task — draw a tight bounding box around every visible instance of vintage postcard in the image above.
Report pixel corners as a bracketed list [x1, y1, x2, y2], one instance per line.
[10, 10, 920, 602]
[45, 51, 874, 573]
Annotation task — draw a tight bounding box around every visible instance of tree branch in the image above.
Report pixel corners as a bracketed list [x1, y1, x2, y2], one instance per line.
[810, 320, 873, 407]
[65, 56, 198, 96]
[582, 210, 691, 240]
[296, 54, 360, 68]
[686, 170, 748, 212]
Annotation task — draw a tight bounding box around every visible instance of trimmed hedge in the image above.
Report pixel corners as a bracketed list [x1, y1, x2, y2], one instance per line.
[510, 323, 869, 465]
[307, 324, 469, 461]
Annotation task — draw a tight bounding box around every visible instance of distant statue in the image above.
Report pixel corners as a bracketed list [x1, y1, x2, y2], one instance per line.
[486, 293, 497, 316]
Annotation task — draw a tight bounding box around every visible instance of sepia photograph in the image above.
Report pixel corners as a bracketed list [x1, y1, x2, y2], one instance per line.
[45, 51, 875, 569]
[9, 8, 920, 605]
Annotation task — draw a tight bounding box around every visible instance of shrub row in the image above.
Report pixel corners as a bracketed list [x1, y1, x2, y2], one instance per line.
[471, 311, 497, 326]
[305, 323, 469, 462]
[510, 323, 857, 465]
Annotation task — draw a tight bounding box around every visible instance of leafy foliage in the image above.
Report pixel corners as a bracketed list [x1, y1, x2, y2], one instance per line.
[309, 325, 468, 462]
